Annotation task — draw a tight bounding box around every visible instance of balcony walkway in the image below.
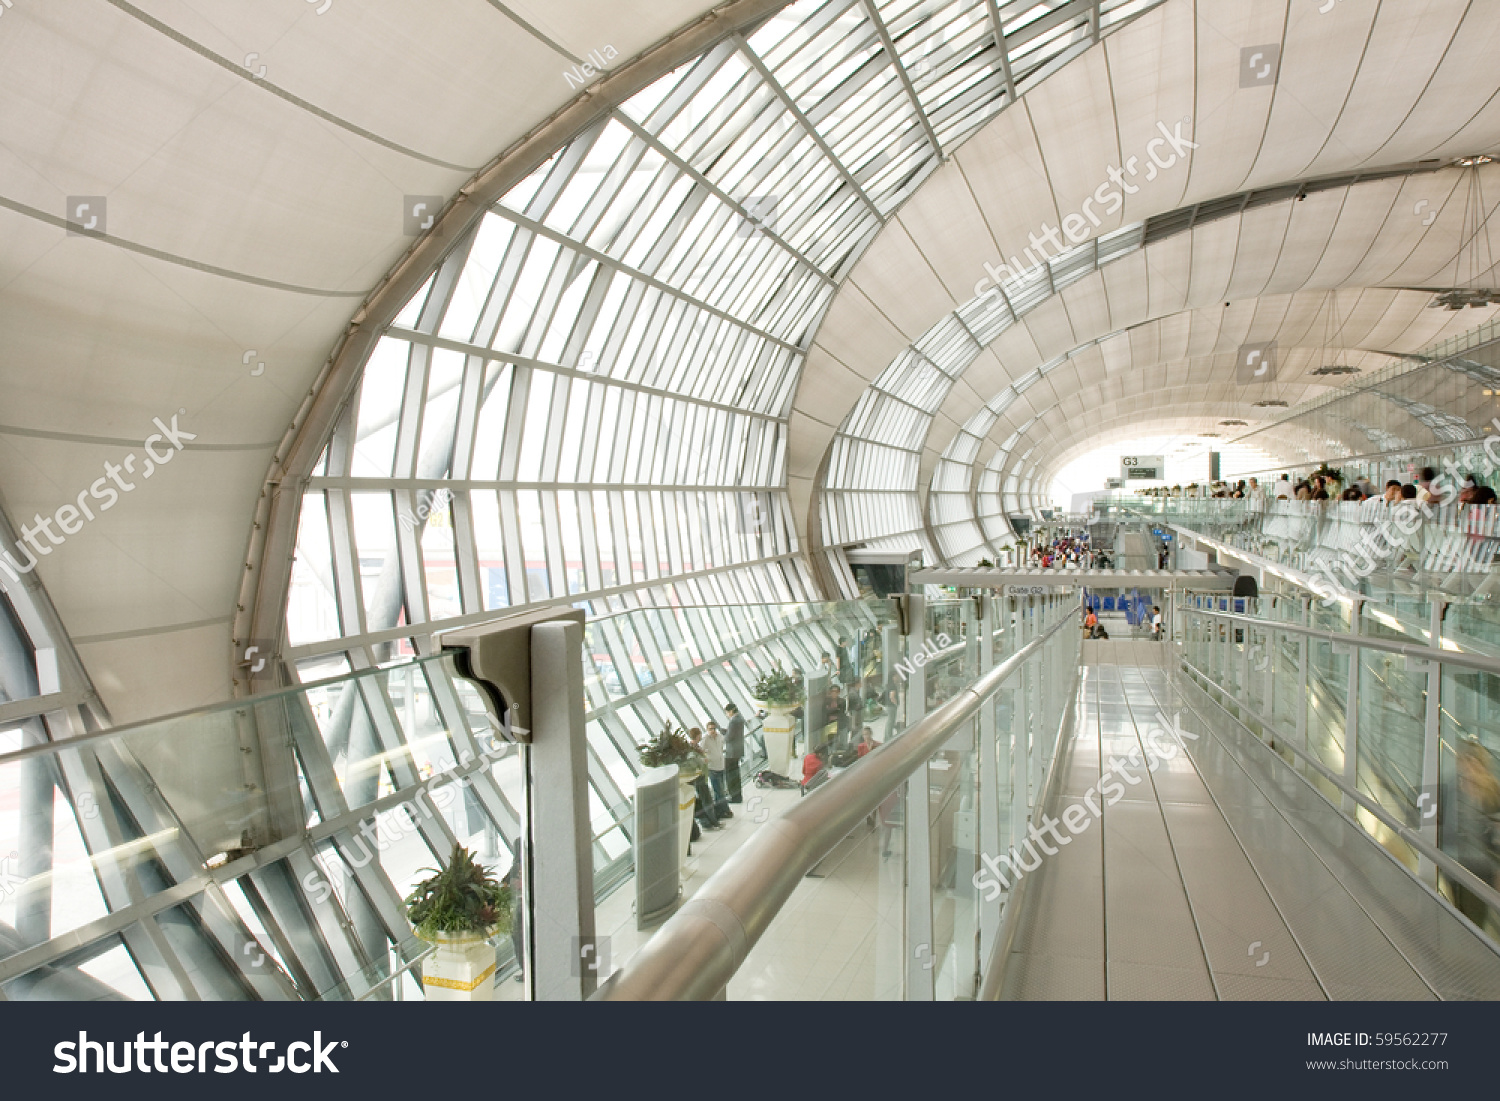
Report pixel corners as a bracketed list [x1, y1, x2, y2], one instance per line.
[995, 641, 1500, 1000]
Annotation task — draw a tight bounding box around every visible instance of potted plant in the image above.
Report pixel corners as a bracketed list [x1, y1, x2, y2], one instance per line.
[638, 725, 706, 863]
[405, 843, 511, 1001]
[751, 665, 804, 777]
[976, 557, 994, 568]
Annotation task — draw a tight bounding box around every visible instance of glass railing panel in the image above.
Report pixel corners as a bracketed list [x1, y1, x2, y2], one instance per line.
[1354, 647, 1424, 841]
[927, 713, 977, 999]
[1304, 633, 1349, 799]
[1272, 624, 1300, 734]
[924, 600, 972, 710]
[1437, 662, 1500, 937]
[0, 647, 529, 1001]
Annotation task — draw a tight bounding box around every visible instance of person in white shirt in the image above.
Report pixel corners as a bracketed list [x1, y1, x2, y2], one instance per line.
[1151, 606, 1164, 641]
[1274, 475, 1292, 499]
[702, 721, 732, 819]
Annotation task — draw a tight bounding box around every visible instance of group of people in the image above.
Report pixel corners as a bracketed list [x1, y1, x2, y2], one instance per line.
[1082, 604, 1164, 641]
[686, 704, 746, 835]
[1133, 468, 1500, 506]
[1030, 531, 1104, 569]
[1136, 480, 1262, 499]
[1268, 468, 1499, 506]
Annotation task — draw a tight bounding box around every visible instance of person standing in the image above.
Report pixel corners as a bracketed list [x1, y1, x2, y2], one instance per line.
[505, 858, 525, 984]
[723, 703, 745, 803]
[703, 720, 732, 819]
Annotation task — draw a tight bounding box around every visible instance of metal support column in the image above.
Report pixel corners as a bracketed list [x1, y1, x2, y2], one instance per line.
[1341, 597, 1363, 816]
[976, 595, 1000, 968]
[1417, 599, 1446, 886]
[903, 592, 933, 1000]
[1297, 595, 1310, 774]
[439, 606, 595, 1001]
[530, 619, 599, 1001]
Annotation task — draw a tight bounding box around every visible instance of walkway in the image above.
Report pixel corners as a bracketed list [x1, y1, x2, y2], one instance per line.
[997, 641, 1500, 999]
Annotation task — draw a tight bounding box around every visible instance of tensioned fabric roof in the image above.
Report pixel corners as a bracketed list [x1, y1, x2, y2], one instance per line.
[3, 0, 1500, 725]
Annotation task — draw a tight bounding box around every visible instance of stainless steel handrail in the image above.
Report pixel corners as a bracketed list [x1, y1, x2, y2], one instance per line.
[592, 603, 1084, 1001]
[1177, 606, 1500, 920]
[1183, 604, 1500, 677]
[1178, 651, 1500, 921]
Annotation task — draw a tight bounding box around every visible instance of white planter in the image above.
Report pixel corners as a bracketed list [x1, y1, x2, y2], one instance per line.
[420, 929, 498, 1001]
[758, 704, 798, 777]
[677, 771, 699, 864]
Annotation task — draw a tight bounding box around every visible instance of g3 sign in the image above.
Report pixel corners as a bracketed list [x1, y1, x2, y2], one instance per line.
[1121, 455, 1164, 481]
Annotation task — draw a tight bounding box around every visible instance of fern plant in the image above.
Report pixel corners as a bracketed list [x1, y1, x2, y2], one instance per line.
[751, 665, 804, 707]
[637, 724, 706, 774]
[404, 843, 512, 939]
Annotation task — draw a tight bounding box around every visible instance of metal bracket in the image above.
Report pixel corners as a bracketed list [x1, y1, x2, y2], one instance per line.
[437, 606, 586, 743]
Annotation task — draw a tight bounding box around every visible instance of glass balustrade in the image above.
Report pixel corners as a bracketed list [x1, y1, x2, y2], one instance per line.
[1175, 589, 1500, 940]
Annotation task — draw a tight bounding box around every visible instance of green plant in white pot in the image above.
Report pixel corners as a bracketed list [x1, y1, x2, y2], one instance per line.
[638, 725, 707, 864]
[751, 665, 804, 777]
[405, 844, 511, 1001]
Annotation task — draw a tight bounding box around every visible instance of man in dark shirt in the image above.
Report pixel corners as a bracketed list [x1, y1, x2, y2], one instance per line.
[723, 703, 745, 803]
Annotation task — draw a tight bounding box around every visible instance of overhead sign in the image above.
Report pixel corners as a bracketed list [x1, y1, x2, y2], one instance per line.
[1121, 455, 1164, 482]
[1106, 477, 1123, 490]
[1006, 585, 1068, 596]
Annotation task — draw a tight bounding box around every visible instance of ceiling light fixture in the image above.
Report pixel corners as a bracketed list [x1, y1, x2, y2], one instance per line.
[1426, 158, 1499, 309]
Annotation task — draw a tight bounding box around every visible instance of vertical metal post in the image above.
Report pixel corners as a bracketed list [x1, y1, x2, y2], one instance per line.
[530, 620, 599, 1001]
[1297, 595, 1310, 773]
[1417, 598, 1446, 886]
[1026, 596, 1041, 803]
[977, 596, 1000, 969]
[1009, 597, 1027, 867]
[1341, 598, 1362, 815]
[904, 592, 933, 1000]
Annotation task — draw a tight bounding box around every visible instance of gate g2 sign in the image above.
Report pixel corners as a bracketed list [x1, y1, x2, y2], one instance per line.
[1121, 455, 1164, 482]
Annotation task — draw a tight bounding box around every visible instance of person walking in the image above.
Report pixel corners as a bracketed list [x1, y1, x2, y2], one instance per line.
[723, 703, 745, 802]
[703, 720, 732, 819]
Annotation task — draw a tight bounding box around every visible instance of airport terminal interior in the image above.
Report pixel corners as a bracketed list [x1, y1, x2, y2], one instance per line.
[8, 0, 1500, 1001]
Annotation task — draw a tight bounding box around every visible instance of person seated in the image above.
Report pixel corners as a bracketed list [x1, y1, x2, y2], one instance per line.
[802, 745, 827, 786]
[1401, 483, 1418, 500]
[1384, 480, 1403, 503]
[1475, 486, 1498, 506]
[1341, 487, 1363, 501]
[857, 727, 877, 757]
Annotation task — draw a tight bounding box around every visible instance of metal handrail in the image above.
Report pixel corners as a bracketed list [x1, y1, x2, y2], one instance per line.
[1183, 604, 1500, 677]
[1177, 651, 1500, 922]
[592, 602, 1084, 1001]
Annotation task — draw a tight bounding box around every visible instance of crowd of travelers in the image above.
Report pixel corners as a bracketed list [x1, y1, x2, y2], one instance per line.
[1131, 468, 1498, 506]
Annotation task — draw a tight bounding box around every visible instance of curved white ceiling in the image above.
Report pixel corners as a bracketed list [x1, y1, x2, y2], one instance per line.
[0, 0, 731, 721]
[793, 0, 1500, 558]
[7, 0, 1500, 724]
